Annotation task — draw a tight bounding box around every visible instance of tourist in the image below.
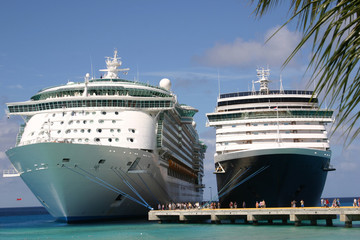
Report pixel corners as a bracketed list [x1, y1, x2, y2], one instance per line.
[353, 198, 357, 207]
[321, 198, 324, 207]
[229, 201, 233, 208]
[234, 202, 237, 208]
[300, 200, 304, 208]
[332, 199, 337, 208]
[336, 198, 340, 207]
[256, 201, 259, 208]
[242, 201, 246, 208]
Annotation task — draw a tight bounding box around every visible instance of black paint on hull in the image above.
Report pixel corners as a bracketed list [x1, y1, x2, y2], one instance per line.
[216, 152, 330, 208]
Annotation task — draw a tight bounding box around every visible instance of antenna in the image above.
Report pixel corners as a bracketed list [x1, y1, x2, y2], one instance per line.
[279, 74, 284, 94]
[137, 64, 139, 82]
[90, 55, 94, 79]
[217, 69, 220, 97]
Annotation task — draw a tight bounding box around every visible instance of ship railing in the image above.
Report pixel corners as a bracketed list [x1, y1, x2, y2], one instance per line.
[219, 90, 314, 99]
[2, 169, 20, 177]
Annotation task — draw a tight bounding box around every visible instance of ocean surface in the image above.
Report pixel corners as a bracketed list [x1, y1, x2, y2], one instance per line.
[1, 198, 360, 240]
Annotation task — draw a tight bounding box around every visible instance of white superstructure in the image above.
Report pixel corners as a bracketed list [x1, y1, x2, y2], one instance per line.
[6, 50, 206, 222]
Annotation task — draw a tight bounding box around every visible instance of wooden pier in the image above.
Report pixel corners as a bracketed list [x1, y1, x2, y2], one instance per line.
[148, 207, 360, 228]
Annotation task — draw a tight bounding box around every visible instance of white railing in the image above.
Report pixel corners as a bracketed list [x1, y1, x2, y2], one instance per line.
[2, 169, 20, 178]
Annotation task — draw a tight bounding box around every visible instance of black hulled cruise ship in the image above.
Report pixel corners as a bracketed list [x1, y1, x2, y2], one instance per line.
[206, 68, 334, 207]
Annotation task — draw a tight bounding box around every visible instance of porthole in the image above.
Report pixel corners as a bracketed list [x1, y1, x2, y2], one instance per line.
[92, 112, 96, 115]
[60, 121, 64, 125]
[99, 120, 104, 124]
[69, 120, 73, 125]
[108, 138, 112, 142]
[102, 111, 106, 115]
[115, 112, 119, 115]
[80, 129, 85, 133]
[83, 120, 87, 124]
[115, 138, 119, 142]
[74, 129, 78, 133]
[85, 138, 89, 142]
[129, 129, 135, 133]
[110, 129, 114, 133]
[57, 130, 61, 134]
[88, 129, 91, 133]
[127, 138, 134, 142]
[76, 120, 80, 124]
[90, 120, 94, 123]
[112, 120, 116, 123]
[97, 129, 102, 133]
[95, 138, 100, 142]
[117, 129, 121, 133]
[86, 112, 90, 115]
[52, 113, 56, 117]
[78, 139, 82, 142]
[65, 130, 71, 134]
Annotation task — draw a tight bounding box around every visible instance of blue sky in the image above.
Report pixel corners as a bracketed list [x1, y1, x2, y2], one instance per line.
[0, 0, 359, 207]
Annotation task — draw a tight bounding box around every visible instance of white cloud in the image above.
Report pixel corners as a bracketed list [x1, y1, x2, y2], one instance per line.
[194, 26, 302, 68]
[8, 84, 23, 89]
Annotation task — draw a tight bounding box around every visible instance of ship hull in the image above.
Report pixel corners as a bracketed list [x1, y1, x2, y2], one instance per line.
[215, 148, 330, 208]
[6, 142, 201, 222]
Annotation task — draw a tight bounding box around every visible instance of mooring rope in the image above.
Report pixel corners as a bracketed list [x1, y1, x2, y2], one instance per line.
[217, 165, 270, 200]
[63, 165, 152, 209]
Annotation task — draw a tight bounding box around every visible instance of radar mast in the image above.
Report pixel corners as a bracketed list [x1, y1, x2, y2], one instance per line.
[99, 50, 130, 79]
[255, 68, 270, 94]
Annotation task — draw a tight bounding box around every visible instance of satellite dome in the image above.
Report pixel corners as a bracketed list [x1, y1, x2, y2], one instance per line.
[159, 78, 171, 91]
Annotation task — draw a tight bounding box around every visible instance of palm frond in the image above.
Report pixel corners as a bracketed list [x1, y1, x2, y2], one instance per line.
[252, 0, 360, 146]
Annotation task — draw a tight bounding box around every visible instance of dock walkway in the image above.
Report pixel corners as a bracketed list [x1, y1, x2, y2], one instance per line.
[148, 207, 360, 228]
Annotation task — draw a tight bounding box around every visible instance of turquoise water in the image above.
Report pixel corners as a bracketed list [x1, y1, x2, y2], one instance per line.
[1, 213, 360, 240]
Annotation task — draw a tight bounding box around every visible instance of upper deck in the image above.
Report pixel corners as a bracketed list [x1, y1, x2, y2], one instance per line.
[219, 90, 314, 99]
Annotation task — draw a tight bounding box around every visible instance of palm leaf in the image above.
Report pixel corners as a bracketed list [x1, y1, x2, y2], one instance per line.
[252, 0, 360, 146]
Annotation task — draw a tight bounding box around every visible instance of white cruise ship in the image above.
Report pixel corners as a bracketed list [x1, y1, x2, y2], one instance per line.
[6, 50, 206, 222]
[206, 68, 334, 207]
